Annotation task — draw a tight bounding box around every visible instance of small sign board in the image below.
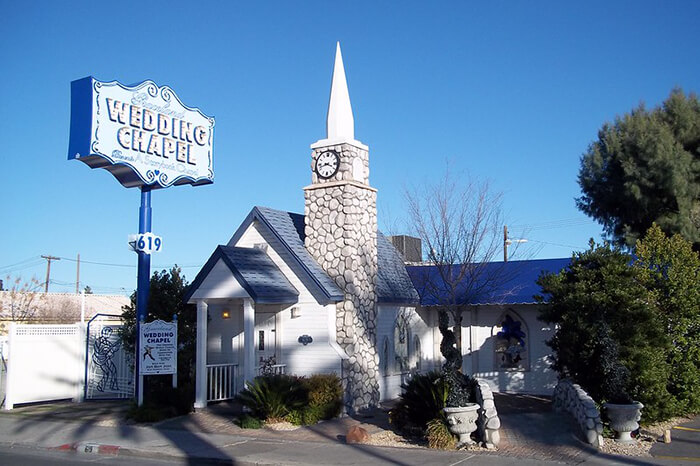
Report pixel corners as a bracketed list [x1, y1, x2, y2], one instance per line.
[128, 233, 163, 254]
[139, 319, 177, 375]
[68, 76, 214, 189]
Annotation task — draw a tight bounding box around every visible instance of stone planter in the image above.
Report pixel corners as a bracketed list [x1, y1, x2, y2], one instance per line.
[444, 404, 480, 446]
[604, 401, 644, 443]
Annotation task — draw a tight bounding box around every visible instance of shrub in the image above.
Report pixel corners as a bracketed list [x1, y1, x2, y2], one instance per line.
[426, 418, 456, 450]
[284, 374, 343, 425]
[304, 374, 343, 420]
[537, 240, 675, 422]
[390, 371, 449, 432]
[236, 374, 307, 420]
[237, 414, 263, 429]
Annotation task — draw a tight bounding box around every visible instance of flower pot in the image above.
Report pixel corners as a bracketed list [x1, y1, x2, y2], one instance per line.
[604, 401, 644, 443]
[443, 404, 480, 446]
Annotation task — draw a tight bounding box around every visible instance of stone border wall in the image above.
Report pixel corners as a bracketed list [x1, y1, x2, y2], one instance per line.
[552, 380, 603, 448]
[475, 379, 500, 448]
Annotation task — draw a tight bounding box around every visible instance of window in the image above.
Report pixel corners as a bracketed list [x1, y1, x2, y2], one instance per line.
[258, 330, 265, 351]
[413, 335, 422, 371]
[382, 337, 390, 375]
[494, 311, 528, 371]
[394, 314, 409, 373]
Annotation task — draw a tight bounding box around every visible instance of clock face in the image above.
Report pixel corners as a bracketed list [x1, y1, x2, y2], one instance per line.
[315, 150, 340, 179]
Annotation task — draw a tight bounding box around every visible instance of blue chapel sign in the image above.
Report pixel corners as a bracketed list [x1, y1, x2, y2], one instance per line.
[68, 76, 215, 189]
[68, 76, 215, 405]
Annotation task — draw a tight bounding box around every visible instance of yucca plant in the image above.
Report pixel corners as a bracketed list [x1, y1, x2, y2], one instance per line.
[236, 374, 307, 420]
[390, 371, 449, 432]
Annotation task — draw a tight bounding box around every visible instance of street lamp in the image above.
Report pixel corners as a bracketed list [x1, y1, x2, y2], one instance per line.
[503, 225, 528, 262]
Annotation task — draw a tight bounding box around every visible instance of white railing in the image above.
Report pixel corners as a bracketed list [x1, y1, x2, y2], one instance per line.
[255, 364, 287, 376]
[206, 363, 238, 402]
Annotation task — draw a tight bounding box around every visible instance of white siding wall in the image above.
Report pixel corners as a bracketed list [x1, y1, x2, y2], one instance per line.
[277, 303, 341, 377]
[376, 305, 434, 401]
[201, 223, 341, 387]
[467, 304, 557, 395]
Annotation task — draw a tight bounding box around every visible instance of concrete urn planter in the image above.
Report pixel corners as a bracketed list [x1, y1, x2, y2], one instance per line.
[604, 401, 644, 443]
[444, 404, 480, 446]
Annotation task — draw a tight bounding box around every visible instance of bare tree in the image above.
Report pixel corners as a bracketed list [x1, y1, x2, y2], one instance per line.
[405, 169, 519, 378]
[0, 276, 46, 330]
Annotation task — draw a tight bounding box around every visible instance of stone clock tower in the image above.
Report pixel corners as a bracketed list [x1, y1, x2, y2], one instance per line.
[304, 43, 380, 412]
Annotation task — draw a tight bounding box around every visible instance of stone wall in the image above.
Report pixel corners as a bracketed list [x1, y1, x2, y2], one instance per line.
[475, 378, 500, 448]
[304, 143, 380, 412]
[552, 379, 603, 448]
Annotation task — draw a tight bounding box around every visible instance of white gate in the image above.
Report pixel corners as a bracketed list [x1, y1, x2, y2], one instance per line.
[4, 323, 85, 409]
[85, 314, 134, 400]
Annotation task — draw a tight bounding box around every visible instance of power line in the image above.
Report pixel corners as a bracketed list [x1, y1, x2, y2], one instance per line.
[57, 256, 202, 269]
[526, 239, 587, 250]
[509, 218, 596, 232]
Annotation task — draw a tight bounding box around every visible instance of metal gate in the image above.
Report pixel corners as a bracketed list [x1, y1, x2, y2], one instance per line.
[85, 314, 134, 400]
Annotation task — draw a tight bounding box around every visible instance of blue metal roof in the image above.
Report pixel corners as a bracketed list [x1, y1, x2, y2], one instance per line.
[406, 257, 570, 306]
[184, 245, 299, 304]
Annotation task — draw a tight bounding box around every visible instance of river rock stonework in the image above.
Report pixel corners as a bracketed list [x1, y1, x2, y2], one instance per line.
[304, 142, 380, 413]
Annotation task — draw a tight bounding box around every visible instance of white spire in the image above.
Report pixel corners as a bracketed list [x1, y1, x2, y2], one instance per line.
[326, 42, 354, 140]
[311, 42, 366, 150]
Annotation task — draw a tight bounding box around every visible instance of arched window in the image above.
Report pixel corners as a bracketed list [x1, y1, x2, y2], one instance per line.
[394, 314, 409, 373]
[493, 310, 529, 371]
[413, 335, 422, 371]
[382, 336, 390, 375]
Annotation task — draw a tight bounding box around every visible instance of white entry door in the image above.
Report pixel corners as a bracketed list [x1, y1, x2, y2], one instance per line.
[254, 313, 276, 364]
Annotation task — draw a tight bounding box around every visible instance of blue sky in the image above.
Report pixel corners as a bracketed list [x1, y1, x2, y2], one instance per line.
[1, 1, 699, 295]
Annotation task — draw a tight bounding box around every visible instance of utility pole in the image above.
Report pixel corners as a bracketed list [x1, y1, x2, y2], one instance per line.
[503, 225, 527, 262]
[41, 255, 60, 293]
[76, 253, 80, 294]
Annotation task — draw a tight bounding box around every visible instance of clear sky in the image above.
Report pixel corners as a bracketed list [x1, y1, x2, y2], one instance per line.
[1, 1, 699, 295]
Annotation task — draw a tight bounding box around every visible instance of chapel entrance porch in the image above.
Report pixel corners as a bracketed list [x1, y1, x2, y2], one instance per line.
[193, 298, 289, 408]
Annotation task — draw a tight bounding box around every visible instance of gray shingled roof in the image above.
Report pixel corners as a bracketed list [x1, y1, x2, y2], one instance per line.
[228, 207, 344, 305]
[184, 245, 299, 304]
[227, 206, 419, 305]
[219, 246, 299, 303]
[377, 232, 421, 304]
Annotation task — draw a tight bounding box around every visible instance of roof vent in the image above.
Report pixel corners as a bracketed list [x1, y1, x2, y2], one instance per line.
[388, 235, 422, 263]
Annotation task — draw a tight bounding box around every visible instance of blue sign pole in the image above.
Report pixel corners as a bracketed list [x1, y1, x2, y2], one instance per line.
[135, 186, 152, 406]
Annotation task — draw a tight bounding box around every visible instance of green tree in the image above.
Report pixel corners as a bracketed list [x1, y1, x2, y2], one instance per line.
[577, 89, 700, 250]
[536, 241, 674, 422]
[120, 266, 197, 410]
[635, 224, 700, 414]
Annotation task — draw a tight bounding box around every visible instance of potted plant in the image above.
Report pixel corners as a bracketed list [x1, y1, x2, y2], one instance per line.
[601, 354, 644, 443]
[438, 312, 479, 446]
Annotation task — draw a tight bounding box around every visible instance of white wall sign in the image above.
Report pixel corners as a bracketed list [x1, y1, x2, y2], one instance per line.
[139, 320, 177, 375]
[68, 76, 215, 189]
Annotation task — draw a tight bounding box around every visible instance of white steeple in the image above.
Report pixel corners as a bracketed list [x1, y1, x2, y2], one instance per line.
[327, 42, 354, 140]
[311, 42, 367, 150]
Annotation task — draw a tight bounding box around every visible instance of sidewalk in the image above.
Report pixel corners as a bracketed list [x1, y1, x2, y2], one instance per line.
[0, 397, 687, 465]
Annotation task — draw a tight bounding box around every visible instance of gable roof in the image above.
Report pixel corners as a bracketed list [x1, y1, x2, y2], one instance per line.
[184, 245, 299, 304]
[406, 257, 570, 306]
[377, 232, 420, 304]
[228, 206, 344, 305]
[228, 206, 420, 305]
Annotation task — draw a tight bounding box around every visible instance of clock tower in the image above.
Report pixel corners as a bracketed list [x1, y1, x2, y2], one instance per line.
[304, 43, 379, 413]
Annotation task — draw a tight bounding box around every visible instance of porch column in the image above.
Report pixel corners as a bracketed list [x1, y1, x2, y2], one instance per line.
[243, 297, 255, 385]
[194, 299, 208, 409]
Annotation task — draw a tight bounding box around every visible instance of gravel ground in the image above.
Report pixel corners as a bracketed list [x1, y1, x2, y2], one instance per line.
[365, 416, 695, 458]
